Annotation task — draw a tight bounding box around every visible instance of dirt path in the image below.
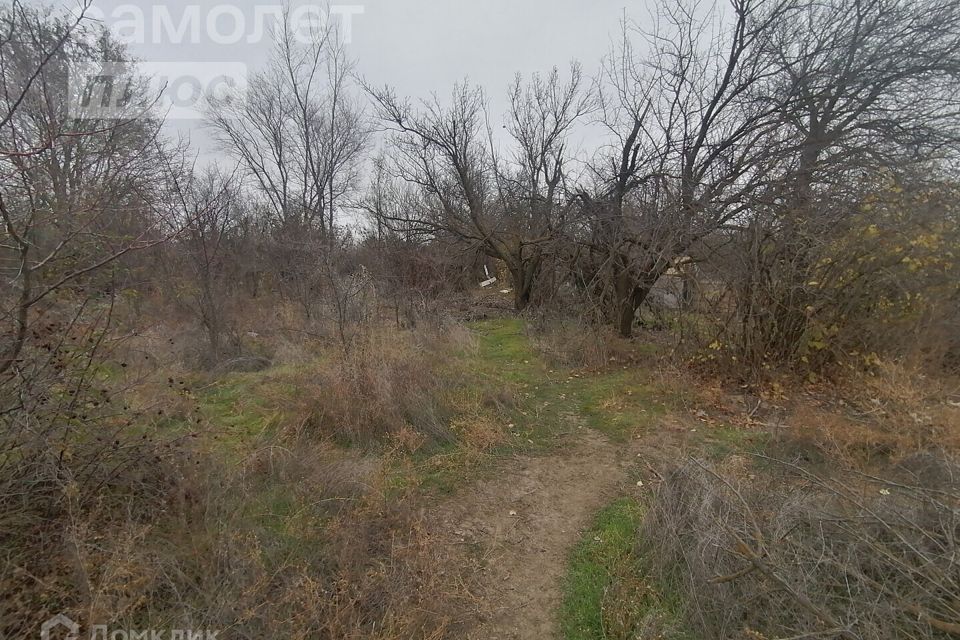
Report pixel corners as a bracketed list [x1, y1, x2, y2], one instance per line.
[436, 430, 636, 639]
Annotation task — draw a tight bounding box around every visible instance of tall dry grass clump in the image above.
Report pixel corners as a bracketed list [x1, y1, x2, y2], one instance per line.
[639, 458, 960, 640]
[293, 324, 472, 446]
[528, 311, 652, 370]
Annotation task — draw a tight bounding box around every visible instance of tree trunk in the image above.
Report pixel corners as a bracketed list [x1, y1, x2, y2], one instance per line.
[613, 258, 669, 338]
[618, 294, 636, 338]
[508, 256, 540, 311]
[612, 253, 637, 337]
[514, 285, 531, 311]
[511, 263, 531, 310]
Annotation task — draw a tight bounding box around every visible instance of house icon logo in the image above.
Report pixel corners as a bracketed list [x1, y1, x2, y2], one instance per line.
[40, 613, 79, 640]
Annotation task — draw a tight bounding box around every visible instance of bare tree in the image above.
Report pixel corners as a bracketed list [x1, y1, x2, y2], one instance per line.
[205, 10, 369, 234]
[767, 0, 960, 204]
[499, 64, 592, 307]
[205, 12, 369, 321]
[366, 65, 590, 310]
[161, 157, 242, 361]
[724, 0, 960, 367]
[584, 0, 792, 337]
[0, 3, 170, 376]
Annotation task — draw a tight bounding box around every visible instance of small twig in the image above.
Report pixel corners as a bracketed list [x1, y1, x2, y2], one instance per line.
[903, 604, 960, 637]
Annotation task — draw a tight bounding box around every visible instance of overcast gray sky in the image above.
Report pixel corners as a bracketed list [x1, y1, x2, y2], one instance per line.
[85, 1, 636, 91]
[346, 0, 632, 103]
[49, 1, 646, 152]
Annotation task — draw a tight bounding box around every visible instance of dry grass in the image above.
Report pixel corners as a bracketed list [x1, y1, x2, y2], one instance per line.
[287, 325, 473, 446]
[638, 457, 960, 640]
[448, 413, 507, 452]
[2, 316, 482, 639]
[41, 448, 470, 640]
[529, 317, 654, 370]
[11, 295, 957, 640]
[9, 444, 469, 640]
[771, 361, 960, 466]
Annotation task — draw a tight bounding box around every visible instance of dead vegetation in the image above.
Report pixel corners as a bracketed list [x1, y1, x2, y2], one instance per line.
[638, 457, 960, 640]
[2, 322, 478, 638]
[57, 458, 469, 639]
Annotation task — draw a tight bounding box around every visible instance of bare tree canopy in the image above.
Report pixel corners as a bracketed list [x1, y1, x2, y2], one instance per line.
[205, 10, 369, 235]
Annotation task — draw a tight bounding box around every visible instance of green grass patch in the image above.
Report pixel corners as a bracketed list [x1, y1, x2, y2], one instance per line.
[573, 373, 666, 441]
[464, 318, 574, 448]
[464, 318, 668, 446]
[561, 498, 644, 639]
[561, 498, 693, 640]
[147, 367, 305, 461]
[189, 373, 286, 457]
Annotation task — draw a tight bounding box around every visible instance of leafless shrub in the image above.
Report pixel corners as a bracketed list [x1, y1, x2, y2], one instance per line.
[355, 225, 483, 330]
[159, 161, 246, 365]
[0, 7, 189, 634]
[641, 457, 960, 639]
[700, 176, 960, 380]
